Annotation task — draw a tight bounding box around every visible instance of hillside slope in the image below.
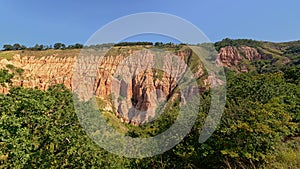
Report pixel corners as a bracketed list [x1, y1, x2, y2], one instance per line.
[0, 40, 299, 124]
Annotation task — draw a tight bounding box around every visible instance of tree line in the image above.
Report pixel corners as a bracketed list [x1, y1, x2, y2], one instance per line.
[2, 42, 187, 51]
[2, 43, 84, 51]
[3, 39, 275, 52]
[214, 38, 263, 51]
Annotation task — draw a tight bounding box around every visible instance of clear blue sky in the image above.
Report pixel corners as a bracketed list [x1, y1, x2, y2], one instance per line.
[1, 0, 300, 47]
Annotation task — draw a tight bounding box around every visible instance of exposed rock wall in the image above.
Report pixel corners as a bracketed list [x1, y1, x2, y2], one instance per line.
[0, 46, 259, 124]
[216, 46, 262, 72]
[72, 49, 203, 125]
[0, 55, 75, 93]
[0, 49, 205, 125]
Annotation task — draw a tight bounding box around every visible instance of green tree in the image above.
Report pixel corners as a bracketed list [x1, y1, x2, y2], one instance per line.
[2, 44, 13, 51]
[61, 43, 66, 50]
[54, 43, 62, 49]
[74, 43, 83, 49]
[12, 43, 21, 50]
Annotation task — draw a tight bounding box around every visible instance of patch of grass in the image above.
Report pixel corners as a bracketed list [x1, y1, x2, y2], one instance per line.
[95, 97, 128, 134]
[261, 43, 284, 55]
[257, 47, 284, 61]
[96, 97, 108, 110]
[20, 49, 81, 58]
[263, 137, 300, 169]
[102, 111, 128, 134]
[105, 46, 149, 57]
[0, 51, 16, 60]
[0, 49, 81, 60]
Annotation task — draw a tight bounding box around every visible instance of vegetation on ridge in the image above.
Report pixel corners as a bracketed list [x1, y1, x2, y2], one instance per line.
[0, 39, 300, 168]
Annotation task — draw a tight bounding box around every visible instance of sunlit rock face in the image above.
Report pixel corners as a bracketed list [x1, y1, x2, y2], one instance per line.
[216, 46, 262, 72]
[0, 46, 236, 125]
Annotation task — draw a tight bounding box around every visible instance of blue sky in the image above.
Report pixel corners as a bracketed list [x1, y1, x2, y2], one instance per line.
[1, 0, 300, 47]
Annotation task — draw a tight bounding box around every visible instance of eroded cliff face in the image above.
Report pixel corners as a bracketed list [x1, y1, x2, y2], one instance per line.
[0, 45, 260, 125]
[0, 48, 207, 125]
[216, 46, 262, 72]
[72, 49, 205, 125]
[0, 55, 75, 93]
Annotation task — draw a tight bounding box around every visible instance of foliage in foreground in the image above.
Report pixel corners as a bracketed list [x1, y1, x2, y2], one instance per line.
[0, 85, 131, 168]
[0, 66, 299, 168]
